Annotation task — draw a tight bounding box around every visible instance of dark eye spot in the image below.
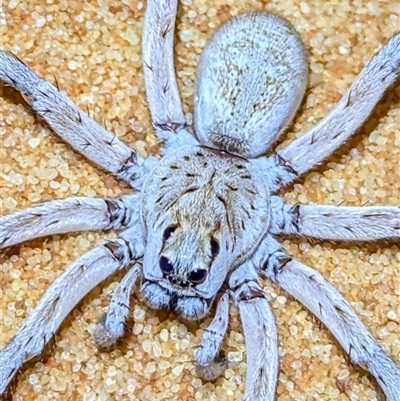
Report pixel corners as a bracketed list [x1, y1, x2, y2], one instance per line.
[187, 268, 207, 284]
[210, 237, 219, 257]
[163, 225, 176, 241]
[159, 256, 174, 275]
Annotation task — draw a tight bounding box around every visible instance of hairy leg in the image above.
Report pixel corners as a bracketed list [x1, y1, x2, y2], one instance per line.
[195, 292, 229, 380]
[260, 32, 400, 192]
[230, 262, 278, 401]
[260, 236, 400, 401]
[270, 196, 400, 241]
[94, 263, 141, 347]
[143, 0, 196, 148]
[0, 51, 143, 186]
[0, 194, 140, 249]
[0, 226, 143, 395]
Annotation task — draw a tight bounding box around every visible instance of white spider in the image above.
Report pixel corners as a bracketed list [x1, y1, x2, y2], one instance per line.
[1, 0, 399, 400]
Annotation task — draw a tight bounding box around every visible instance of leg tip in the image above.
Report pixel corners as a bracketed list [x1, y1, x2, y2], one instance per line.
[196, 351, 227, 381]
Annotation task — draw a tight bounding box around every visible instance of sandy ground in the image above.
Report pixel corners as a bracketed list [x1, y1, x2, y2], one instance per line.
[1, 0, 399, 400]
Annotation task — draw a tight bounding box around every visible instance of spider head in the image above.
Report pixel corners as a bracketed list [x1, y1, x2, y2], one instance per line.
[157, 224, 220, 288]
[140, 146, 271, 320]
[141, 212, 226, 320]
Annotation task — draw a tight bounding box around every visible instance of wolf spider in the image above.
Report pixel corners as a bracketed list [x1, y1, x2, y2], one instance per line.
[1, 0, 399, 400]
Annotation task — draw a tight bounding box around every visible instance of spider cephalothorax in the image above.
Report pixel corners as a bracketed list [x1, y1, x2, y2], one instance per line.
[141, 146, 270, 319]
[1, 1, 399, 400]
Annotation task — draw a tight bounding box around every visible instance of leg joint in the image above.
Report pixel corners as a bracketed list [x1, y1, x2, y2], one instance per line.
[104, 238, 136, 265]
[231, 280, 265, 304]
[260, 249, 293, 279]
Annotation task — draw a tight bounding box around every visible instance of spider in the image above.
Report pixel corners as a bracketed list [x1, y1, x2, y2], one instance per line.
[0, 0, 399, 399]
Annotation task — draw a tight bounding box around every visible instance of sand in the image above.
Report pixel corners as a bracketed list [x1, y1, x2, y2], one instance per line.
[1, 0, 399, 400]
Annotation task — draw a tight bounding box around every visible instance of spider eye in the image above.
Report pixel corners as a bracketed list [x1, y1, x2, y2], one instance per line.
[163, 225, 177, 241]
[210, 237, 219, 256]
[159, 256, 174, 275]
[187, 268, 207, 284]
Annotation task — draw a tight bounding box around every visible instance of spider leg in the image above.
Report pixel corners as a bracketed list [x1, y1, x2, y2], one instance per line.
[261, 32, 400, 192]
[229, 262, 278, 401]
[0, 194, 140, 249]
[94, 263, 141, 347]
[0, 51, 143, 186]
[143, 0, 196, 149]
[260, 236, 400, 401]
[270, 196, 400, 241]
[0, 227, 143, 395]
[195, 292, 229, 380]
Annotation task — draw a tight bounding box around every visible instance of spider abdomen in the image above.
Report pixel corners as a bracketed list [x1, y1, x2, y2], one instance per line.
[194, 11, 308, 158]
